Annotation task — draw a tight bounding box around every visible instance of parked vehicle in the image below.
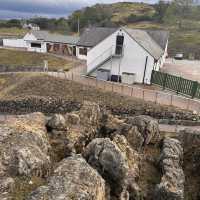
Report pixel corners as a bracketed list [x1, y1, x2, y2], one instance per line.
[174, 53, 183, 60]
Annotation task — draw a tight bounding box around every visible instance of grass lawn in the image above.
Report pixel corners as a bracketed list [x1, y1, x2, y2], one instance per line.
[0, 28, 28, 37]
[0, 49, 77, 71]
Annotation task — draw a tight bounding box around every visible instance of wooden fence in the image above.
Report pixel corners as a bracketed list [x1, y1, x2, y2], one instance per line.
[151, 70, 200, 99]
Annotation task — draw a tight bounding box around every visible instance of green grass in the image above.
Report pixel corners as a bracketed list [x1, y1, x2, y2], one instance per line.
[110, 2, 155, 23]
[0, 27, 28, 37]
[0, 49, 75, 71]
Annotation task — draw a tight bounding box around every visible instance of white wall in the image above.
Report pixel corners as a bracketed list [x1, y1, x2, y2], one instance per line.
[87, 29, 155, 84]
[26, 41, 47, 53]
[76, 46, 90, 60]
[3, 38, 27, 48]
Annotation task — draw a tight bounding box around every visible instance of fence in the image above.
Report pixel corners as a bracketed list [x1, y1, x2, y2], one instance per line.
[48, 70, 200, 113]
[151, 70, 200, 99]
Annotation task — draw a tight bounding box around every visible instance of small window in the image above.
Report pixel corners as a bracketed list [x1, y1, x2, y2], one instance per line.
[31, 43, 41, 48]
[79, 47, 87, 56]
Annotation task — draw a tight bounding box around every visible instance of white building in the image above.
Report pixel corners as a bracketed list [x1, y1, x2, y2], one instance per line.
[86, 27, 169, 84]
[3, 31, 79, 55]
[23, 23, 40, 31]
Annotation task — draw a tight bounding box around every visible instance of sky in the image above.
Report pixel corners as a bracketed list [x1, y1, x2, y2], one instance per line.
[0, 0, 158, 19]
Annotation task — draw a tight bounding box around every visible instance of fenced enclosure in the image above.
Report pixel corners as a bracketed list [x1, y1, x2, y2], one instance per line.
[151, 70, 200, 99]
[48, 70, 200, 113]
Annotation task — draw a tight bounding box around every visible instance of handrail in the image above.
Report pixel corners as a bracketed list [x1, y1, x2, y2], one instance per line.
[87, 46, 113, 67]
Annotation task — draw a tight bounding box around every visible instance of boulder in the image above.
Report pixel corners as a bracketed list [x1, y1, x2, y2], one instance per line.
[0, 113, 51, 198]
[83, 137, 140, 199]
[26, 155, 107, 200]
[126, 115, 160, 146]
[46, 114, 67, 131]
[47, 101, 103, 160]
[155, 138, 184, 200]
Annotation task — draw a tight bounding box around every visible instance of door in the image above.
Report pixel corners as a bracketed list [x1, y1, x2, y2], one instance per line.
[115, 35, 124, 55]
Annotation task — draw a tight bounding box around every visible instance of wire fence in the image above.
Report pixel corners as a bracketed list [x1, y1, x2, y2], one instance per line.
[49, 70, 200, 114]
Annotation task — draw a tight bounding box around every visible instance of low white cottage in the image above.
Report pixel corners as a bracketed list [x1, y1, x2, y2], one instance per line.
[3, 31, 79, 55]
[86, 27, 169, 84]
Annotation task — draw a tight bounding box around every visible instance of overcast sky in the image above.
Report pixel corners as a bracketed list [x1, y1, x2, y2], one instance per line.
[0, 0, 158, 19]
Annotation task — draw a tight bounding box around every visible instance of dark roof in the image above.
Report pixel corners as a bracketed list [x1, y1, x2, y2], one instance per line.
[77, 27, 118, 47]
[30, 30, 79, 45]
[124, 28, 165, 60]
[146, 30, 169, 50]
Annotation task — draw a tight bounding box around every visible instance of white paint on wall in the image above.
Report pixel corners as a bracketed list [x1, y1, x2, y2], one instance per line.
[76, 46, 90, 60]
[3, 38, 26, 48]
[87, 29, 157, 84]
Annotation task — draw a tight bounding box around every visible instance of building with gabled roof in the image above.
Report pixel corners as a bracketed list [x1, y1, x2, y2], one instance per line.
[84, 27, 169, 84]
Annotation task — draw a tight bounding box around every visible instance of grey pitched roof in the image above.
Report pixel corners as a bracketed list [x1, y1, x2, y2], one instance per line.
[124, 28, 166, 60]
[77, 27, 118, 47]
[30, 30, 79, 45]
[146, 30, 169, 50]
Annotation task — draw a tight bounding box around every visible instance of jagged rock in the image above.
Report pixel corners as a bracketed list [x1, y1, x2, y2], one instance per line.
[46, 114, 68, 131]
[83, 137, 141, 199]
[155, 138, 184, 200]
[26, 155, 107, 200]
[0, 113, 51, 198]
[47, 101, 103, 160]
[79, 101, 102, 128]
[126, 115, 160, 146]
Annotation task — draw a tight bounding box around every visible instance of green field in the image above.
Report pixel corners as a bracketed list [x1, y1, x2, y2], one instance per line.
[0, 49, 76, 71]
[0, 27, 27, 37]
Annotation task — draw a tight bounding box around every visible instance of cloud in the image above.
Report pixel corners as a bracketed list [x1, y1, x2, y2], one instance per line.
[0, 0, 158, 19]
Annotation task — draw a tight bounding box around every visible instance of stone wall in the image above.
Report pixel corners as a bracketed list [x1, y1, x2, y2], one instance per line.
[0, 96, 197, 121]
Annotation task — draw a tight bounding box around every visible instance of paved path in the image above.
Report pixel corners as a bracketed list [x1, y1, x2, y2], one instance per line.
[162, 58, 200, 82]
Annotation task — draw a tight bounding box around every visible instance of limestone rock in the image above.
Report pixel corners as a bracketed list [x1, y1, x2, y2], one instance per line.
[26, 155, 107, 200]
[46, 114, 67, 131]
[155, 138, 184, 200]
[83, 137, 140, 199]
[126, 115, 160, 146]
[0, 113, 51, 198]
[47, 101, 102, 160]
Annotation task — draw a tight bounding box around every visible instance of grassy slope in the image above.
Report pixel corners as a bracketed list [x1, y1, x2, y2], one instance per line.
[0, 27, 28, 37]
[0, 49, 75, 71]
[109, 2, 155, 23]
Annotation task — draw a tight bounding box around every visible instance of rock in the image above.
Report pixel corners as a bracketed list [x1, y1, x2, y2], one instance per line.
[126, 115, 160, 146]
[0, 113, 51, 198]
[26, 155, 107, 200]
[83, 137, 140, 199]
[47, 101, 103, 160]
[46, 114, 67, 131]
[155, 138, 184, 200]
[79, 101, 102, 128]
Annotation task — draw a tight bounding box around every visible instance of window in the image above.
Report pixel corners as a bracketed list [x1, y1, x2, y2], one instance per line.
[79, 47, 87, 56]
[31, 43, 41, 48]
[115, 35, 124, 55]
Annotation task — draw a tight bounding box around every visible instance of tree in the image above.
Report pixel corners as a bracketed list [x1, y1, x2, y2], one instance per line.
[154, 0, 170, 22]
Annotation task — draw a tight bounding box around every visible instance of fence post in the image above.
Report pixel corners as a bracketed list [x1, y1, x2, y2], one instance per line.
[177, 76, 182, 95]
[163, 73, 168, 90]
[191, 81, 198, 99]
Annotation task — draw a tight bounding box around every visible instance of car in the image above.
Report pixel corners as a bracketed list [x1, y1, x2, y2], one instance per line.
[174, 53, 183, 60]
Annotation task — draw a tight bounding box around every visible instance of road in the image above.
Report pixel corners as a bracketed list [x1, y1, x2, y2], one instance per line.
[162, 58, 200, 82]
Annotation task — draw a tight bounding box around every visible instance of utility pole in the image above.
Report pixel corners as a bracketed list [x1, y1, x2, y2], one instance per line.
[77, 17, 80, 36]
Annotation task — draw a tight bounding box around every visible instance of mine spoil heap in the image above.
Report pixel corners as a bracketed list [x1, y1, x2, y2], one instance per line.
[0, 101, 198, 200]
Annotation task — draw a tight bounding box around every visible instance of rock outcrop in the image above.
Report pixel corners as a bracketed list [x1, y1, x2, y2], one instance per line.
[126, 115, 160, 146]
[27, 155, 107, 200]
[0, 112, 51, 200]
[155, 138, 184, 200]
[47, 101, 103, 161]
[83, 137, 140, 199]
